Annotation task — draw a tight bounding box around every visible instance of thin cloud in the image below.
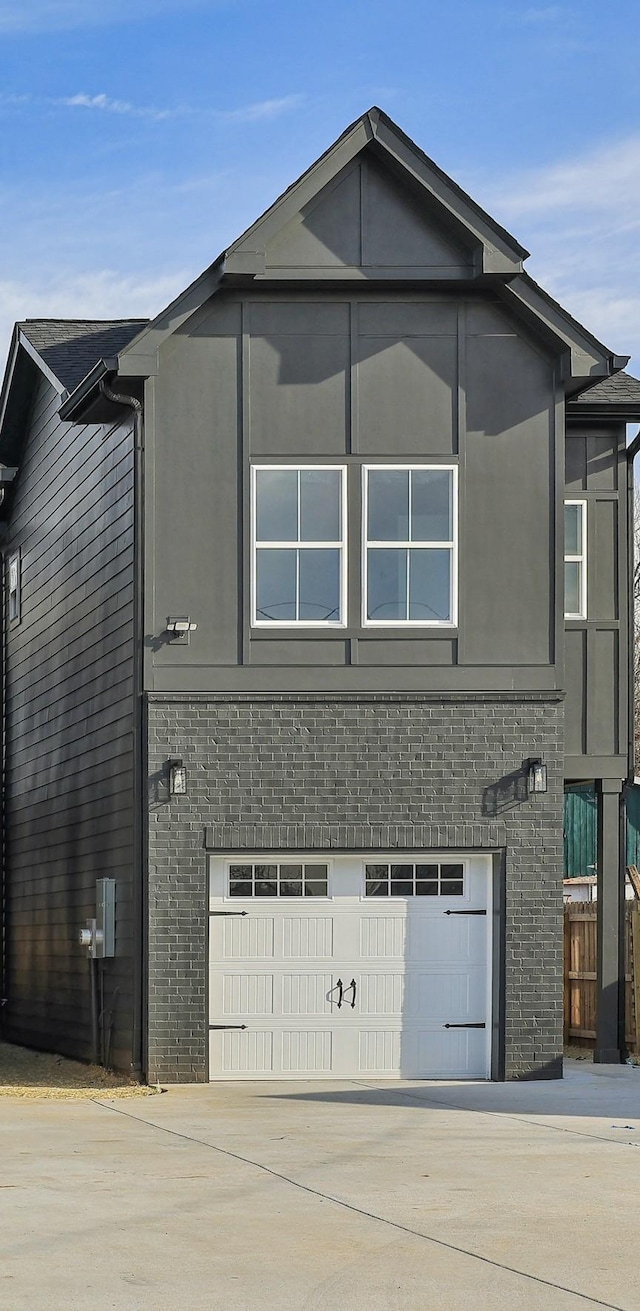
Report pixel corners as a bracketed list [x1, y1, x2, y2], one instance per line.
[0, 0, 214, 33]
[0, 269, 187, 374]
[500, 4, 571, 23]
[61, 93, 178, 122]
[220, 95, 304, 123]
[0, 89, 304, 126]
[471, 132, 640, 369]
[491, 135, 640, 218]
[519, 6, 566, 21]
[0, 92, 31, 107]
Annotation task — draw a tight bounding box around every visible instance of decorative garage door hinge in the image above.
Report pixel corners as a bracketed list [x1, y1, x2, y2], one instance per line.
[443, 1022, 486, 1029]
[444, 909, 487, 916]
[209, 1024, 248, 1030]
[210, 911, 248, 916]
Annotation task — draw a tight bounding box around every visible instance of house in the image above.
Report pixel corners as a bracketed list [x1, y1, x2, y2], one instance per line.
[0, 108, 639, 1083]
[563, 876, 636, 903]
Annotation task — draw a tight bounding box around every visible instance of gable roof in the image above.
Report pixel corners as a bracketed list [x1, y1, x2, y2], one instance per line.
[19, 319, 148, 393]
[108, 109, 531, 385]
[3, 107, 631, 424]
[568, 370, 640, 408]
[223, 105, 529, 274]
[102, 107, 625, 399]
[0, 317, 149, 467]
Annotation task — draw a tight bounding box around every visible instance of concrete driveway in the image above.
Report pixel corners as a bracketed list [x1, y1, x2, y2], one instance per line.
[1, 1060, 639, 1311]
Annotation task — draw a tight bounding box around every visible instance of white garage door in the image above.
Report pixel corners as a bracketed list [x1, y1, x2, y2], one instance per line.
[208, 854, 491, 1080]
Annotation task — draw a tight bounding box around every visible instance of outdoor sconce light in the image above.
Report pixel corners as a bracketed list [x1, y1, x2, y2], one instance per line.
[528, 760, 548, 795]
[168, 759, 187, 796]
[166, 616, 198, 641]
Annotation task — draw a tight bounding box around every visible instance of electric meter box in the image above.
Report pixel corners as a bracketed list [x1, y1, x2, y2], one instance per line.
[95, 878, 116, 958]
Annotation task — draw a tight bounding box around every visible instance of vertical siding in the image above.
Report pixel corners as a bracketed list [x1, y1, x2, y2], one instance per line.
[564, 426, 628, 772]
[2, 373, 135, 1069]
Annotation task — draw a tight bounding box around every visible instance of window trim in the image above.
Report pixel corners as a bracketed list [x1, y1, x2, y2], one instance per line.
[361, 463, 458, 628]
[251, 464, 348, 628]
[564, 498, 587, 620]
[7, 549, 20, 627]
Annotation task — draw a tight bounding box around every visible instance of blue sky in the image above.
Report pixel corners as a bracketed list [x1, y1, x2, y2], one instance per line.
[1, 0, 640, 370]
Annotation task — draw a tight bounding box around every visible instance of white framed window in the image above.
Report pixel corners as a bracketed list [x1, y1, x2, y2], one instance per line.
[362, 464, 457, 625]
[564, 499, 586, 619]
[7, 550, 20, 625]
[252, 466, 347, 626]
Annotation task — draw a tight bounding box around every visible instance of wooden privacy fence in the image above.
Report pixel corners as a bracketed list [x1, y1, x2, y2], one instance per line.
[564, 874, 640, 1051]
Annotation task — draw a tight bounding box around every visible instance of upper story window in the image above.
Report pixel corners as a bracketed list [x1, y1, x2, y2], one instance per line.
[252, 466, 346, 626]
[363, 465, 456, 625]
[564, 499, 586, 619]
[7, 550, 20, 626]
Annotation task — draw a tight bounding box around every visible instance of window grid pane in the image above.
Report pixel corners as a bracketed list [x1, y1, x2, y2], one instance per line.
[228, 863, 329, 897]
[410, 468, 452, 541]
[564, 503, 582, 556]
[364, 863, 464, 896]
[564, 561, 581, 617]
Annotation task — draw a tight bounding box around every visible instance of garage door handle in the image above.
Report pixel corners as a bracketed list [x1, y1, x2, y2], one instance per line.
[443, 1022, 486, 1029]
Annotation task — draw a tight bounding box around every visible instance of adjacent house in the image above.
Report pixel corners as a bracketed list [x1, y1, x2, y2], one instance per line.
[1, 108, 639, 1083]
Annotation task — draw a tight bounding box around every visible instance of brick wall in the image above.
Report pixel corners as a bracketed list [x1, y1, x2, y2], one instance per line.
[146, 693, 564, 1083]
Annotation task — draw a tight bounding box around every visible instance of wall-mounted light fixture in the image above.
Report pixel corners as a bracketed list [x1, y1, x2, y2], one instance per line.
[166, 616, 198, 644]
[527, 759, 548, 795]
[168, 758, 187, 796]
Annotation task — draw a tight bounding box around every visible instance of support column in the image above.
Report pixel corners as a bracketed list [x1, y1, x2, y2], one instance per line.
[595, 778, 624, 1063]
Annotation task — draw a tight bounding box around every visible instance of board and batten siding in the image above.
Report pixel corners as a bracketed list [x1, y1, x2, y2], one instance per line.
[146, 291, 559, 694]
[563, 424, 629, 778]
[2, 372, 136, 1069]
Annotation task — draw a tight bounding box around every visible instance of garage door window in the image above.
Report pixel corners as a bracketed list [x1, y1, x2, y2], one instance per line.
[365, 862, 464, 896]
[229, 863, 329, 897]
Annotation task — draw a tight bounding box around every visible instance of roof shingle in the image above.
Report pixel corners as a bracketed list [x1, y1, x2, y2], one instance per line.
[570, 370, 640, 407]
[18, 319, 148, 393]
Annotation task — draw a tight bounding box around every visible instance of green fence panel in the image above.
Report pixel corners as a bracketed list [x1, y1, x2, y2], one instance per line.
[563, 784, 597, 878]
[626, 783, 640, 869]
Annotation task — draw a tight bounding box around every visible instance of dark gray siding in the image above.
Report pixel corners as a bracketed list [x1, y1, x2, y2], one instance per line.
[3, 373, 136, 1069]
[146, 693, 564, 1083]
[144, 291, 560, 694]
[564, 423, 629, 778]
[262, 155, 475, 278]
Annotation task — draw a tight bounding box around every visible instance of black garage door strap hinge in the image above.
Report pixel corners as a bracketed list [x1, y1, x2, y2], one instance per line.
[210, 911, 248, 916]
[443, 1022, 486, 1029]
[209, 1024, 248, 1030]
[444, 909, 487, 916]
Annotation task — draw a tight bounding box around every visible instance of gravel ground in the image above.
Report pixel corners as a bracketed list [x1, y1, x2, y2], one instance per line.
[0, 1040, 157, 1099]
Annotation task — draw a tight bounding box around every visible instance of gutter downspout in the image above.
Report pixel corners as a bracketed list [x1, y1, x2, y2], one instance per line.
[99, 378, 146, 1080]
[626, 435, 640, 784]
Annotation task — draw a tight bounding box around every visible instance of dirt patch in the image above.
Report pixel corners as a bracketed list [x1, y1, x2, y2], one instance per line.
[0, 1041, 158, 1099]
[564, 1044, 593, 1062]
